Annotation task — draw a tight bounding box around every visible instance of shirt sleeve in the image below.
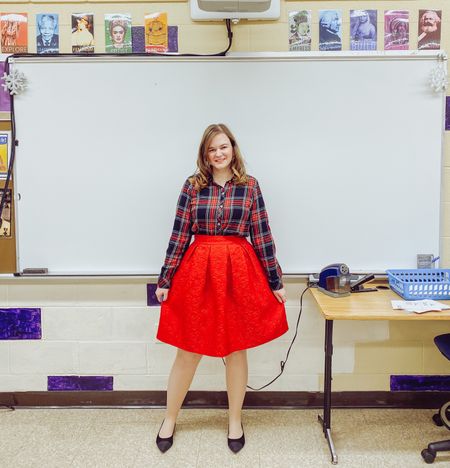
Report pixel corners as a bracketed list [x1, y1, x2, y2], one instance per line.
[157, 179, 193, 289]
[249, 179, 283, 291]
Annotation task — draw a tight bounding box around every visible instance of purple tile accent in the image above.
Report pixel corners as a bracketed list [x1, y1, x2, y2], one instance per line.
[79, 376, 113, 390]
[168, 26, 178, 53]
[0, 308, 41, 340]
[132, 26, 145, 54]
[147, 284, 159, 306]
[48, 376, 79, 391]
[0, 61, 11, 113]
[48, 376, 113, 391]
[446, 96, 450, 131]
[391, 375, 450, 391]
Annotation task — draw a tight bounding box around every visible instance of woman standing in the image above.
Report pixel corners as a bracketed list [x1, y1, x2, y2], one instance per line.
[155, 124, 288, 453]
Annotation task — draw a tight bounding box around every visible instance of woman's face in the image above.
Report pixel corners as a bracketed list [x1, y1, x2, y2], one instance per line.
[206, 133, 233, 172]
[112, 26, 125, 44]
[360, 12, 369, 23]
[77, 19, 87, 30]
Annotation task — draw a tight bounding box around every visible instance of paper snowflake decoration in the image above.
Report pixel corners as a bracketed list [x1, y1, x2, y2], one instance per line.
[1, 68, 28, 95]
[429, 53, 448, 93]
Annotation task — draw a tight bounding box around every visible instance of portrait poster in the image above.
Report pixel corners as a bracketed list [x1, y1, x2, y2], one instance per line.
[72, 13, 94, 54]
[350, 10, 377, 51]
[36, 14, 59, 54]
[384, 10, 409, 51]
[418, 10, 442, 50]
[0, 13, 28, 54]
[105, 14, 132, 54]
[145, 12, 168, 53]
[319, 10, 342, 51]
[0, 188, 11, 238]
[288, 11, 311, 52]
[0, 132, 9, 178]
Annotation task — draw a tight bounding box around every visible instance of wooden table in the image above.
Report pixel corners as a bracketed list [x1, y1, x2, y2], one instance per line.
[309, 286, 450, 464]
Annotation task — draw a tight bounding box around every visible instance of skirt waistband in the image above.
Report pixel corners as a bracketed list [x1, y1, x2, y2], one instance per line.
[193, 235, 248, 244]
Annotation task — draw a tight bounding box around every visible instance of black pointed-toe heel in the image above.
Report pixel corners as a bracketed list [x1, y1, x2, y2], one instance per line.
[227, 423, 245, 453]
[156, 420, 176, 453]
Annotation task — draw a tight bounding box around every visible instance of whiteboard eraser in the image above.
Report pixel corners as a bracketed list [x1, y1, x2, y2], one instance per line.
[22, 268, 49, 275]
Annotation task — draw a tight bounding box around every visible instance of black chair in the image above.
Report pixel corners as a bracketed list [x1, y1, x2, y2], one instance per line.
[421, 333, 450, 464]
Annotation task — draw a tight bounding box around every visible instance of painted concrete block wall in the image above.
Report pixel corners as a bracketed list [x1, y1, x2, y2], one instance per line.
[0, 0, 450, 393]
[1, 278, 450, 393]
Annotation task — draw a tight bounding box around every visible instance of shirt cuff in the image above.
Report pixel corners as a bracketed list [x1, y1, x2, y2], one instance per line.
[270, 279, 283, 291]
[157, 277, 171, 289]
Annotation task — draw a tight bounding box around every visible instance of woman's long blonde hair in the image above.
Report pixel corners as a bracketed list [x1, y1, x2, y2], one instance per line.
[189, 124, 248, 192]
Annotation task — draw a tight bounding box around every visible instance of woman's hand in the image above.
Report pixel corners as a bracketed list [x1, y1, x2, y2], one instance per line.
[272, 287, 287, 303]
[155, 287, 169, 303]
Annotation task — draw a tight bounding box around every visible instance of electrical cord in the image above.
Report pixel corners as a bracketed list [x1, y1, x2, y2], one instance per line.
[221, 286, 311, 391]
[221, 19, 233, 55]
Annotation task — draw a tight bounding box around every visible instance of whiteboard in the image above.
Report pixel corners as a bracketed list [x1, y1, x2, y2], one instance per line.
[11, 52, 444, 275]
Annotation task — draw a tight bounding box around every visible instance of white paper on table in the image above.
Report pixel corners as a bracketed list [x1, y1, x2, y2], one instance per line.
[391, 300, 450, 314]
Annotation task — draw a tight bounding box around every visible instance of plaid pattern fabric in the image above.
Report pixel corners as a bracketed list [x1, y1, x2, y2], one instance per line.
[158, 175, 283, 290]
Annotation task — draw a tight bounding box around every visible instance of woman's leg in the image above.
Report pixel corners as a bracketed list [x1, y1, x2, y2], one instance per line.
[159, 348, 203, 437]
[225, 349, 248, 438]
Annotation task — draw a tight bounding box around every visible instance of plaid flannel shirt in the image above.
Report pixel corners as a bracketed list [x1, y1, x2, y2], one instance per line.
[157, 175, 283, 290]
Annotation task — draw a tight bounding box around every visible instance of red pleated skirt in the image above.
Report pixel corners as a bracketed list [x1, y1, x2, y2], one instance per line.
[157, 235, 288, 357]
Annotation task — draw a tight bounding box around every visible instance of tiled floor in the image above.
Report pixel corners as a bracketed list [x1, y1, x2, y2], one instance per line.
[0, 407, 449, 467]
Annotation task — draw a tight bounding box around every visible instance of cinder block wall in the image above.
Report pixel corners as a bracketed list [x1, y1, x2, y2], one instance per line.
[0, 0, 449, 394]
[1, 276, 450, 393]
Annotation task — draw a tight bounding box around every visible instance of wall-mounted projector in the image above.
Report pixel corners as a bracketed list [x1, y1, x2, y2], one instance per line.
[190, 0, 280, 21]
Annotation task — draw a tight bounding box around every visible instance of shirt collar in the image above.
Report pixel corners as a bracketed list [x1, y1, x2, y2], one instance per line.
[208, 174, 235, 187]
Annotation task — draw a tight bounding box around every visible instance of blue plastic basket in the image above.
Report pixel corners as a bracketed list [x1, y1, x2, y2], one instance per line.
[386, 269, 450, 300]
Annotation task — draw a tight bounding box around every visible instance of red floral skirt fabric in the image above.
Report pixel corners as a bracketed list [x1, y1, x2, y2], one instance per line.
[157, 235, 288, 357]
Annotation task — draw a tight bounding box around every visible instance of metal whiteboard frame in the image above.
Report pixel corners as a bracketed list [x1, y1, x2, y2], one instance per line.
[10, 51, 445, 276]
